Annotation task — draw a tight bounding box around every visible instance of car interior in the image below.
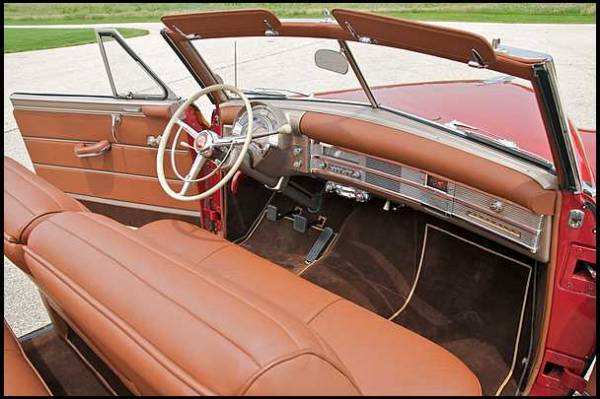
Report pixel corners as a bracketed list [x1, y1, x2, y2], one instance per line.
[3, 8, 595, 397]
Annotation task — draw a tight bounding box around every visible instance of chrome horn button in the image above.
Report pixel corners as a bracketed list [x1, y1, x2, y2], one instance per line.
[194, 130, 218, 156]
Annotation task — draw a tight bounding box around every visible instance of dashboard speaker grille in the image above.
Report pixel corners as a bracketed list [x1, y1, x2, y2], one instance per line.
[365, 172, 400, 192]
[366, 157, 403, 177]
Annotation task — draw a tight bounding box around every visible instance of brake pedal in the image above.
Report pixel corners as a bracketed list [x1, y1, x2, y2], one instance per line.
[304, 227, 334, 264]
[293, 213, 308, 233]
[266, 205, 278, 222]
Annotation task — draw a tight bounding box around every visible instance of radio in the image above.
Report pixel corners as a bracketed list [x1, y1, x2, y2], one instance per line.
[316, 160, 362, 179]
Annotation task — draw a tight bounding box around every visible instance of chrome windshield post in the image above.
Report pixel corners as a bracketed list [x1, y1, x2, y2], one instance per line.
[337, 40, 379, 109]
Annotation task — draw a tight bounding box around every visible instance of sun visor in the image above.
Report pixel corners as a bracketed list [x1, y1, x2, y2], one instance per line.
[331, 9, 497, 67]
[162, 9, 282, 40]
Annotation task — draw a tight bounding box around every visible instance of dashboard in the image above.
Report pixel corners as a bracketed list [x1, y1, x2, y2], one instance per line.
[224, 101, 556, 262]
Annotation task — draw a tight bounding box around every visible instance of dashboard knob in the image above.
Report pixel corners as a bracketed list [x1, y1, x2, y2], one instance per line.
[490, 200, 504, 213]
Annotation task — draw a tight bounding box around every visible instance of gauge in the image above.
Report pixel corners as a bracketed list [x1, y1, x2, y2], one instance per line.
[232, 103, 279, 138]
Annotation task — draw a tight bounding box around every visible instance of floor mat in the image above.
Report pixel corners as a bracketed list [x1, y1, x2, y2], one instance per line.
[20, 325, 113, 396]
[301, 202, 422, 318]
[391, 224, 532, 396]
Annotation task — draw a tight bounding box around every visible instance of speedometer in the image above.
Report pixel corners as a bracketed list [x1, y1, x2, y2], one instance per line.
[232, 104, 279, 137]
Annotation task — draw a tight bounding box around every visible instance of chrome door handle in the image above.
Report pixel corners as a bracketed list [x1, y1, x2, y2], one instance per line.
[111, 114, 122, 143]
[74, 140, 112, 158]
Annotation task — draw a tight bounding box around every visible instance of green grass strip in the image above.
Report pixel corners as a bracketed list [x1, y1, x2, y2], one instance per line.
[4, 27, 148, 53]
[3, 3, 596, 25]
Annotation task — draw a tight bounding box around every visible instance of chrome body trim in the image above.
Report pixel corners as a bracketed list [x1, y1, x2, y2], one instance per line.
[338, 40, 379, 108]
[95, 28, 178, 101]
[532, 58, 582, 192]
[10, 93, 179, 116]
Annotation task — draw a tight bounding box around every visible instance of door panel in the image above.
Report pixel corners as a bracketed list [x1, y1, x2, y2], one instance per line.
[24, 138, 190, 180]
[34, 164, 199, 211]
[11, 94, 203, 224]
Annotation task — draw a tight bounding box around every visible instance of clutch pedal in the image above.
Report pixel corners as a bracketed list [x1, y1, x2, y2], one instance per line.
[266, 204, 299, 222]
[304, 227, 334, 264]
[293, 213, 308, 233]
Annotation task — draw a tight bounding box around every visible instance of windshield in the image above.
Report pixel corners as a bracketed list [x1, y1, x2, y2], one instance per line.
[192, 37, 367, 101]
[192, 36, 554, 168]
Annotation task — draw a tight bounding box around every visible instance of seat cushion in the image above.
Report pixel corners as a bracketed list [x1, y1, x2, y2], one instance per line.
[4, 321, 51, 396]
[24, 213, 481, 396]
[4, 157, 87, 273]
[140, 219, 483, 396]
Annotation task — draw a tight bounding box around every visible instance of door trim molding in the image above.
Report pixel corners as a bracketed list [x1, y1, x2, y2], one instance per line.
[69, 193, 201, 217]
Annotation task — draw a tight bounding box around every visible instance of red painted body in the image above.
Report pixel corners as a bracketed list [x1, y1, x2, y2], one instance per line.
[529, 191, 596, 395]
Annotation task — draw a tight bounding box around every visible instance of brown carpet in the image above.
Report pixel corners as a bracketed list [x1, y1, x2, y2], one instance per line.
[391, 225, 532, 395]
[301, 202, 421, 318]
[240, 196, 535, 395]
[241, 214, 325, 274]
[239, 190, 357, 274]
[19, 325, 113, 396]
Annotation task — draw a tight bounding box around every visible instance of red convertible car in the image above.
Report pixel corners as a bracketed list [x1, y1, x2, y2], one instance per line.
[3, 9, 596, 396]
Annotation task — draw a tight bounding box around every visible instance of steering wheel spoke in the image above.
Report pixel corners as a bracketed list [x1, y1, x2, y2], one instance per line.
[156, 83, 253, 202]
[175, 118, 201, 139]
[178, 155, 208, 195]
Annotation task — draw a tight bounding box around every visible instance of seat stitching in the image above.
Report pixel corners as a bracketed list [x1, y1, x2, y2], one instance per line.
[236, 350, 363, 396]
[4, 190, 35, 241]
[305, 297, 344, 325]
[192, 243, 235, 265]
[4, 189, 35, 215]
[23, 247, 215, 396]
[47, 219, 261, 368]
[85, 213, 304, 350]
[5, 162, 66, 210]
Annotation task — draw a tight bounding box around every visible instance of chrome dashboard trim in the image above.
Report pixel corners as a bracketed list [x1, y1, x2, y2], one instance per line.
[310, 143, 546, 253]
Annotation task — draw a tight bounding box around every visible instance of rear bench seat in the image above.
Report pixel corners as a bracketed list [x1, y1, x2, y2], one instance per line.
[4, 320, 50, 396]
[23, 212, 482, 396]
[4, 157, 88, 273]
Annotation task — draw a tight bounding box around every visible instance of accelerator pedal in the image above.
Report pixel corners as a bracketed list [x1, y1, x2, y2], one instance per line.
[304, 227, 334, 264]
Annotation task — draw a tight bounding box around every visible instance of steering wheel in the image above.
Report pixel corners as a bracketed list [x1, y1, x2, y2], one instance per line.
[156, 84, 253, 201]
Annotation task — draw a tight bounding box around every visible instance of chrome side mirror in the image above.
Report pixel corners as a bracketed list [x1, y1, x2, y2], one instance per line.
[314, 49, 349, 75]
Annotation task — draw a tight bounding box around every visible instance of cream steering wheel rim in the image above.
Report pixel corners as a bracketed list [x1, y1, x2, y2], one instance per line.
[156, 84, 253, 201]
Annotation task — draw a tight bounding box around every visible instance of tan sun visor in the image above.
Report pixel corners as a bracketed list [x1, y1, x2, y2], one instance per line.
[331, 9, 497, 67]
[162, 9, 282, 40]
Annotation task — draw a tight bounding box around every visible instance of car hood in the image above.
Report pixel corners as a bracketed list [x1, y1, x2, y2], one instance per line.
[317, 80, 556, 164]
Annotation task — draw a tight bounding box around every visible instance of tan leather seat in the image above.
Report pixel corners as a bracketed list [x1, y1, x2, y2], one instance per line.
[23, 213, 481, 396]
[4, 157, 88, 273]
[4, 320, 51, 396]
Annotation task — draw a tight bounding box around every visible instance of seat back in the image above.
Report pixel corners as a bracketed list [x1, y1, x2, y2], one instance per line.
[23, 211, 360, 395]
[4, 157, 87, 273]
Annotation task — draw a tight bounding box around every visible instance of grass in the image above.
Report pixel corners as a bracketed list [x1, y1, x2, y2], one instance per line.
[3, 27, 148, 53]
[3, 3, 596, 25]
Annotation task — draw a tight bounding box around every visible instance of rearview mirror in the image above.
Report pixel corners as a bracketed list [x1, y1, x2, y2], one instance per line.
[314, 49, 349, 75]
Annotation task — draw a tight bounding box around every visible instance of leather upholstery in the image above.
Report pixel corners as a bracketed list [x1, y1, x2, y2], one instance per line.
[24, 214, 481, 396]
[4, 157, 88, 273]
[4, 320, 51, 396]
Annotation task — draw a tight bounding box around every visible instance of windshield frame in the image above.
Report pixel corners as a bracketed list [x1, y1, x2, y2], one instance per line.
[160, 11, 581, 187]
